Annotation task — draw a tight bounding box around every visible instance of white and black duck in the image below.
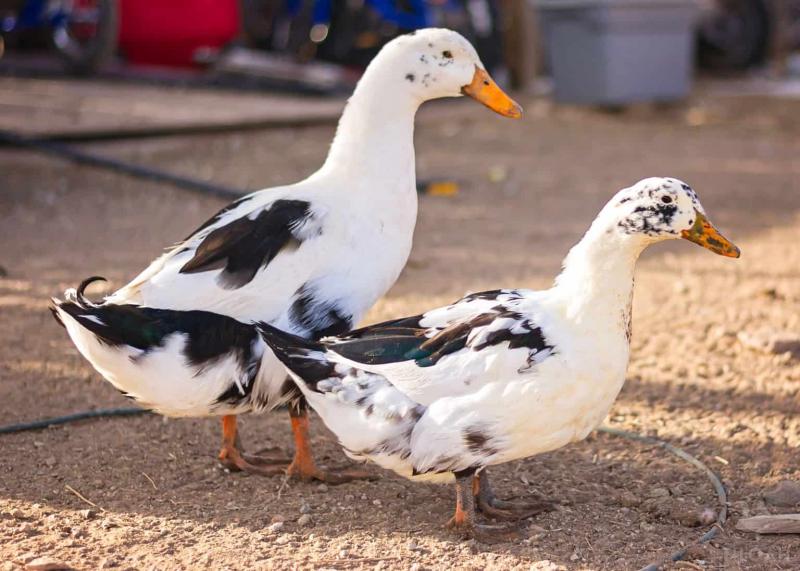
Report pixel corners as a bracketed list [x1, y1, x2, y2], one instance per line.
[257, 177, 740, 536]
[50, 28, 522, 483]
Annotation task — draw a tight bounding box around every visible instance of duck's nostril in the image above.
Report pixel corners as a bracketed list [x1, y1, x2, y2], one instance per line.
[483, 80, 490, 86]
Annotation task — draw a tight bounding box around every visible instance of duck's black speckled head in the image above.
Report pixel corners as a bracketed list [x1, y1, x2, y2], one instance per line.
[611, 177, 740, 258]
[607, 177, 739, 258]
[375, 28, 522, 118]
[614, 177, 698, 237]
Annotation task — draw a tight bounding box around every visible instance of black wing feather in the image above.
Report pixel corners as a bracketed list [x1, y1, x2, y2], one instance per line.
[179, 199, 314, 289]
[55, 298, 258, 368]
[324, 302, 554, 369]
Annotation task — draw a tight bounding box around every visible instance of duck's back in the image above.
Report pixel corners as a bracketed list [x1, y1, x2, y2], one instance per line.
[107, 177, 417, 334]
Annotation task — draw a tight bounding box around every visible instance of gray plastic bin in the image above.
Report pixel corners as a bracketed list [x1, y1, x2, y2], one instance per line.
[536, 0, 697, 105]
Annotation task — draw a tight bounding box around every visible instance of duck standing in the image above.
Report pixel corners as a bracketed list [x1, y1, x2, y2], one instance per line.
[258, 177, 740, 534]
[51, 29, 522, 483]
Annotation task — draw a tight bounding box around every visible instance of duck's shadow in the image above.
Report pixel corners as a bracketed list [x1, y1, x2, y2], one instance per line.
[3, 393, 796, 568]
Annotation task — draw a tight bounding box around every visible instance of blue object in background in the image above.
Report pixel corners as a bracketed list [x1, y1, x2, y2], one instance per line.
[3, 0, 70, 33]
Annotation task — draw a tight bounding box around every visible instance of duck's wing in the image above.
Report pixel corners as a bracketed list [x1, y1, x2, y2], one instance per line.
[107, 189, 329, 326]
[51, 278, 271, 416]
[320, 289, 556, 395]
[258, 300, 556, 477]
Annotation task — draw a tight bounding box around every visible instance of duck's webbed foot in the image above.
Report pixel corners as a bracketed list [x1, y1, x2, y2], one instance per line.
[474, 469, 555, 521]
[218, 415, 292, 476]
[446, 469, 522, 543]
[218, 410, 376, 482]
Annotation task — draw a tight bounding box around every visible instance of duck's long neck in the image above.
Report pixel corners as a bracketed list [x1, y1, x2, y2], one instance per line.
[319, 69, 421, 183]
[552, 221, 647, 330]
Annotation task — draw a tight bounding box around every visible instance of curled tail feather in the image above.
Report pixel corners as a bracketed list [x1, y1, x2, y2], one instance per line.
[71, 276, 107, 305]
[50, 275, 107, 328]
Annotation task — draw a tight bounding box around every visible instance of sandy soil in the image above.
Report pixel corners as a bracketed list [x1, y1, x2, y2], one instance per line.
[1, 87, 799, 570]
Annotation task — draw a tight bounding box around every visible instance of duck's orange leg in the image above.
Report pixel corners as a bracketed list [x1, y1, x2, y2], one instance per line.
[217, 404, 374, 483]
[217, 414, 289, 475]
[285, 402, 375, 484]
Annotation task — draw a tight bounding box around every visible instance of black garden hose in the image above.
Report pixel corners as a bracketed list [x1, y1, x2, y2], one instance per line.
[0, 129, 245, 201]
[598, 426, 728, 571]
[0, 407, 150, 434]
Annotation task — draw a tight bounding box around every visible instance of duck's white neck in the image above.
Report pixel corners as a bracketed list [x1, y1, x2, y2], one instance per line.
[319, 68, 421, 182]
[552, 217, 649, 328]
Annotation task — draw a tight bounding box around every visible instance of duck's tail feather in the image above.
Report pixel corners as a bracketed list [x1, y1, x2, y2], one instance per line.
[51, 284, 268, 416]
[255, 322, 337, 390]
[75, 276, 107, 305]
[51, 275, 108, 328]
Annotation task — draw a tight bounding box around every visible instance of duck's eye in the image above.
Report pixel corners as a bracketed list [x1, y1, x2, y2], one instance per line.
[442, 50, 453, 59]
[661, 195, 673, 204]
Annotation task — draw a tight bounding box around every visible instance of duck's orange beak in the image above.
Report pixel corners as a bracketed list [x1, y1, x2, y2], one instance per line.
[461, 66, 522, 119]
[681, 210, 740, 258]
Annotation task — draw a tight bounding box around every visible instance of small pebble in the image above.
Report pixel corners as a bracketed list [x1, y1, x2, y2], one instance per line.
[527, 524, 547, 536]
[764, 480, 800, 507]
[317, 484, 329, 493]
[698, 508, 717, 526]
[24, 557, 72, 571]
[270, 514, 285, 524]
[275, 535, 290, 545]
[299, 503, 312, 514]
[487, 165, 508, 183]
[44, 457, 56, 468]
[267, 521, 284, 533]
[617, 491, 641, 508]
[738, 330, 800, 357]
[297, 514, 312, 526]
[79, 509, 94, 520]
[372, 499, 381, 506]
[672, 506, 703, 528]
[647, 487, 670, 499]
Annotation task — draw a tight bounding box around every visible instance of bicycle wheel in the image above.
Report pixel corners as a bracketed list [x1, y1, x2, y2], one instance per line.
[697, 0, 769, 71]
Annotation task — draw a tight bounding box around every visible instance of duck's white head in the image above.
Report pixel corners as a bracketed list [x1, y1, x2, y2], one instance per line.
[604, 177, 740, 257]
[362, 28, 522, 118]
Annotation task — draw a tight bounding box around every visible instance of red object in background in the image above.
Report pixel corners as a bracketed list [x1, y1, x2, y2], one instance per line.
[119, 0, 239, 68]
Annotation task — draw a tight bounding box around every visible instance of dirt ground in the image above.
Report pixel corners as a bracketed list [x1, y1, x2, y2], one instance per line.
[1, 84, 799, 570]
